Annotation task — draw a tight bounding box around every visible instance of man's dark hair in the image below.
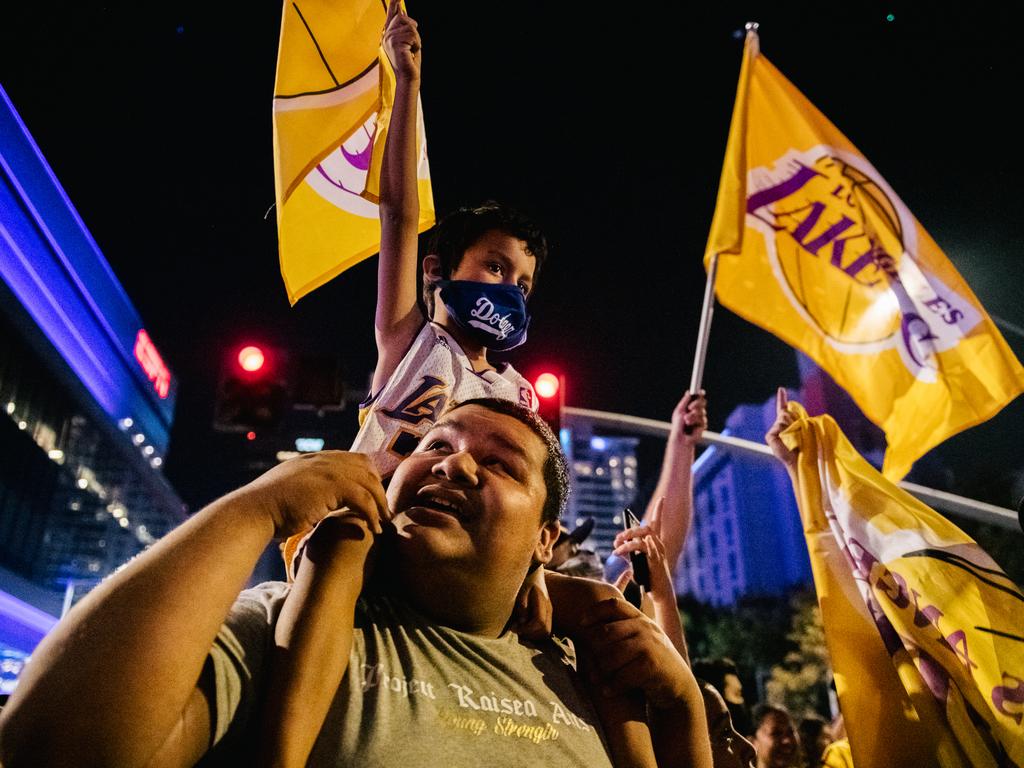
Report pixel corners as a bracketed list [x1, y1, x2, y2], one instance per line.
[691, 657, 741, 698]
[422, 201, 549, 317]
[450, 398, 568, 525]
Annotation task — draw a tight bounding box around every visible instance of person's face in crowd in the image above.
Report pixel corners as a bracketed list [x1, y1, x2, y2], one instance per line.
[701, 683, 757, 768]
[388, 404, 558, 583]
[753, 711, 799, 768]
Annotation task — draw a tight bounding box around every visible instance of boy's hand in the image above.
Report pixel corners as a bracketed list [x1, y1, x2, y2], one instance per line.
[234, 451, 389, 540]
[383, 0, 421, 82]
[578, 597, 691, 710]
[765, 387, 798, 468]
[671, 390, 707, 447]
[512, 567, 553, 639]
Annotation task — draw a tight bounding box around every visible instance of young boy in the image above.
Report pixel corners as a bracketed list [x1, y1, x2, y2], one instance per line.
[281, 1, 546, 578]
[263, 5, 554, 763]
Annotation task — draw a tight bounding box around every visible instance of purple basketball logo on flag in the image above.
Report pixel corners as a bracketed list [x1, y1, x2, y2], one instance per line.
[745, 147, 980, 382]
[306, 112, 380, 219]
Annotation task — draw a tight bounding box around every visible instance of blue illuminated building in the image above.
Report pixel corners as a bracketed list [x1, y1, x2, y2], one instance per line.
[674, 392, 812, 605]
[0, 85, 186, 662]
[674, 359, 885, 606]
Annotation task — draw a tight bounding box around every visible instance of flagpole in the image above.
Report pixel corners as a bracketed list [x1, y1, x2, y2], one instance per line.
[689, 253, 719, 395]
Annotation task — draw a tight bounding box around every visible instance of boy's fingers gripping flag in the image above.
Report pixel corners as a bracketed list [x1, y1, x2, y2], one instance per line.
[779, 400, 1024, 768]
[706, 29, 1024, 480]
[273, 0, 435, 305]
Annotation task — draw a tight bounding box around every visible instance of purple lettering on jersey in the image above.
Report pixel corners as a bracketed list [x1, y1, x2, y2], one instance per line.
[382, 375, 450, 425]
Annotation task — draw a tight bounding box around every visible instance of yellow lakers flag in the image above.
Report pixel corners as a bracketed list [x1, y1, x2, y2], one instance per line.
[273, 0, 435, 305]
[706, 29, 1024, 480]
[780, 400, 1024, 767]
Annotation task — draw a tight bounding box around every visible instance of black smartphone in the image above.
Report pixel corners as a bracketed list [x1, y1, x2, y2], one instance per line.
[622, 507, 650, 590]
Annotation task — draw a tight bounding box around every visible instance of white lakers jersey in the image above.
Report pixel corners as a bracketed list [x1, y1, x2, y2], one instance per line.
[352, 323, 537, 479]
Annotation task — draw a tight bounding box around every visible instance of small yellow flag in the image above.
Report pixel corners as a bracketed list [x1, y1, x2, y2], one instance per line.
[273, 0, 435, 305]
[706, 29, 1024, 479]
[781, 400, 1024, 767]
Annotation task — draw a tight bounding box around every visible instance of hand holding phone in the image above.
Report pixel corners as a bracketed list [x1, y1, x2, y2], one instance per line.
[622, 507, 650, 590]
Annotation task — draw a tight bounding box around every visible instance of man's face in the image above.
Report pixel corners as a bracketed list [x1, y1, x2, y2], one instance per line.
[449, 229, 537, 297]
[752, 711, 799, 768]
[387, 405, 557, 584]
[701, 684, 756, 768]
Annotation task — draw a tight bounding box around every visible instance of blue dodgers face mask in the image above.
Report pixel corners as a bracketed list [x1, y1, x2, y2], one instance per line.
[437, 280, 530, 351]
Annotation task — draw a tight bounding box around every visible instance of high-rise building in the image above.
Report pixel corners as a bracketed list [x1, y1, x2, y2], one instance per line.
[564, 428, 640, 559]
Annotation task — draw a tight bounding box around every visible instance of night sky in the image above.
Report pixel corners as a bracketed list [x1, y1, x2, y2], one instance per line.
[2, 2, 1022, 512]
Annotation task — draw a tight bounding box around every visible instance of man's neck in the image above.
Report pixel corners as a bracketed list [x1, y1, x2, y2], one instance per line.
[385, 565, 517, 638]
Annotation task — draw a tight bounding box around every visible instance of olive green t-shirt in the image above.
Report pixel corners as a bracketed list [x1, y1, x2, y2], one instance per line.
[205, 581, 614, 767]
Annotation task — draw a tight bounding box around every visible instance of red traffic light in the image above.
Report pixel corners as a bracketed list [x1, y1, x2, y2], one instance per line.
[535, 373, 560, 399]
[238, 345, 266, 373]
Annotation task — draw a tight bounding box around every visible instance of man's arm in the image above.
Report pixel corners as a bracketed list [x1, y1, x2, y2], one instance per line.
[0, 452, 387, 768]
[372, 0, 426, 394]
[643, 391, 706, 571]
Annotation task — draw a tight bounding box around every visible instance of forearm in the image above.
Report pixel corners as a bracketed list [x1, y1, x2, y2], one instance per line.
[376, 75, 422, 336]
[644, 439, 695, 568]
[0, 492, 275, 767]
[258, 519, 371, 768]
[379, 75, 420, 226]
[648, 672, 712, 768]
[651, 593, 688, 664]
[586, 685, 656, 768]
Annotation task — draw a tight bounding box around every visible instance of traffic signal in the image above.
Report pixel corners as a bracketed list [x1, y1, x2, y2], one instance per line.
[534, 371, 563, 434]
[213, 343, 288, 433]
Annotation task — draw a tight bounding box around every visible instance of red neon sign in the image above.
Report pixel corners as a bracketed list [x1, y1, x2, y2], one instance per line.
[134, 329, 171, 399]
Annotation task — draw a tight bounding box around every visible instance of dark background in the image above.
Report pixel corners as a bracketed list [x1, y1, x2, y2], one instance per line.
[2, 2, 1022, 511]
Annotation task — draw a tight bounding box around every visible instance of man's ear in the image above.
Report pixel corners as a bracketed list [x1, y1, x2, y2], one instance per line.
[533, 521, 560, 567]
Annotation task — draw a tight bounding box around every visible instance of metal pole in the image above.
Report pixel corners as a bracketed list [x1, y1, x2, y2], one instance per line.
[562, 406, 1019, 530]
[689, 253, 719, 394]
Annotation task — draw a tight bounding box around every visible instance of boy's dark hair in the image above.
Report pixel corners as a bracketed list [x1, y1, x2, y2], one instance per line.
[422, 201, 549, 317]
[448, 398, 568, 526]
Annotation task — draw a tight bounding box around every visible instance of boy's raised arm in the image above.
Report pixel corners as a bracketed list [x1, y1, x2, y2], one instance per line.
[373, 0, 425, 393]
